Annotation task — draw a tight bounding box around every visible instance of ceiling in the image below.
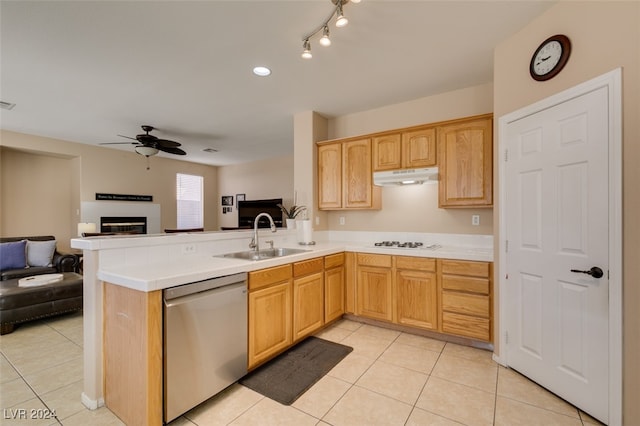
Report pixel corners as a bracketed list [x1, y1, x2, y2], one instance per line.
[0, 1, 553, 166]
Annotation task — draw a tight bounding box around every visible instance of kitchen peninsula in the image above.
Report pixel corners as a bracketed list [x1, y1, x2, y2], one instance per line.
[72, 229, 492, 425]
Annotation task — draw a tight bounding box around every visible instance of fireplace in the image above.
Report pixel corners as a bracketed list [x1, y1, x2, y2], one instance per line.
[100, 216, 147, 234]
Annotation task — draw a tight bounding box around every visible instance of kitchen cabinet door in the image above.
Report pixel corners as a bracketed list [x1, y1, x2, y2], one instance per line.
[325, 264, 345, 323]
[438, 115, 493, 207]
[248, 281, 292, 368]
[395, 260, 438, 331]
[292, 271, 324, 342]
[318, 142, 342, 209]
[343, 139, 379, 209]
[402, 127, 436, 168]
[372, 133, 402, 171]
[356, 265, 393, 322]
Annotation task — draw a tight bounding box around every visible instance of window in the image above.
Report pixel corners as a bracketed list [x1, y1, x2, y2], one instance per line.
[176, 173, 203, 229]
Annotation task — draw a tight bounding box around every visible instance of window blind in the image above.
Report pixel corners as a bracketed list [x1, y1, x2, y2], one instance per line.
[176, 173, 203, 229]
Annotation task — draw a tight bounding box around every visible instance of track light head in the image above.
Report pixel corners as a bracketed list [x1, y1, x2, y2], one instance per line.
[319, 26, 331, 46]
[335, 3, 348, 27]
[301, 39, 312, 59]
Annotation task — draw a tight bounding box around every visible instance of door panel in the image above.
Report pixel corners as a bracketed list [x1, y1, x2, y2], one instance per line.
[505, 86, 609, 423]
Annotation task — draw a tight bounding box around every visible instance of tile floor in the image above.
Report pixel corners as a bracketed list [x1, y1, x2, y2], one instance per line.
[0, 312, 604, 425]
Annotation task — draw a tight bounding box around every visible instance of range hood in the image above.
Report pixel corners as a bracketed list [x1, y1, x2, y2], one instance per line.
[373, 167, 439, 186]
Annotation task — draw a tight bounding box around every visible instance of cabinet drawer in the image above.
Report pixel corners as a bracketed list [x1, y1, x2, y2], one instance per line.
[442, 292, 489, 318]
[357, 253, 392, 268]
[249, 264, 292, 290]
[395, 256, 435, 272]
[442, 312, 491, 341]
[441, 260, 489, 277]
[324, 252, 345, 269]
[293, 257, 324, 277]
[442, 276, 489, 295]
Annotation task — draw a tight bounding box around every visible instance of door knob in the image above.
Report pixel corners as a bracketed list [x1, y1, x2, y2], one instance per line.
[570, 266, 604, 279]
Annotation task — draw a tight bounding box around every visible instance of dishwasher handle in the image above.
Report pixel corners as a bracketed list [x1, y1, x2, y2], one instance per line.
[164, 281, 247, 308]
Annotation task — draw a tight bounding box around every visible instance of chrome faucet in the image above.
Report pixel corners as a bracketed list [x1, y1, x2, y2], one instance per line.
[249, 212, 276, 252]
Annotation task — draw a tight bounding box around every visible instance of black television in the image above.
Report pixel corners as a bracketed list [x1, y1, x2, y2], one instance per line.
[237, 198, 283, 228]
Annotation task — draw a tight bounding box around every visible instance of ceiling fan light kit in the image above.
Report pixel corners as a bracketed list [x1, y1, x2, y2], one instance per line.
[301, 0, 359, 59]
[100, 125, 187, 161]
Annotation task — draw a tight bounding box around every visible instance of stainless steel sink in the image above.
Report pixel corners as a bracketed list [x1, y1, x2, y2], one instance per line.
[219, 247, 309, 261]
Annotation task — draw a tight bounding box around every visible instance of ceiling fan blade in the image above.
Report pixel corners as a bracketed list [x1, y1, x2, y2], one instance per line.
[157, 145, 186, 155]
[117, 134, 138, 141]
[155, 138, 181, 148]
[100, 142, 139, 145]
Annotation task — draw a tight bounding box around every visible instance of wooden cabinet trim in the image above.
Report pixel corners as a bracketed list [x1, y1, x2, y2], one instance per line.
[357, 253, 392, 268]
[324, 252, 345, 269]
[249, 264, 292, 290]
[395, 256, 436, 272]
[293, 257, 324, 277]
[316, 114, 493, 146]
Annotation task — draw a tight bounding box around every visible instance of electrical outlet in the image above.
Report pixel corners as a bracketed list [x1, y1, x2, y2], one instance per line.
[182, 244, 197, 254]
[339, 216, 345, 225]
[315, 216, 320, 225]
[472, 215, 480, 226]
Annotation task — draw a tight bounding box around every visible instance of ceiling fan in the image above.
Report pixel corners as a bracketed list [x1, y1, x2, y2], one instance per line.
[101, 125, 186, 157]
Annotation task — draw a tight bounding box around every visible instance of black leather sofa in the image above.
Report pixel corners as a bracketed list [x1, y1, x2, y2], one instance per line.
[0, 235, 78, 280]
[0, 236, 82, 334]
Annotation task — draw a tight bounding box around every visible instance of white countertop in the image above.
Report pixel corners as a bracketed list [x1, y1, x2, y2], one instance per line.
[95, 239, 494, 292]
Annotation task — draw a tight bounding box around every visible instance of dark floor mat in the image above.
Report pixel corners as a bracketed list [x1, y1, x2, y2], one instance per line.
[240, 336, 353, 405]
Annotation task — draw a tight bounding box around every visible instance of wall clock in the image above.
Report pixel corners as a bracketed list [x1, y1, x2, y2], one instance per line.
[529, 34, 572, 81]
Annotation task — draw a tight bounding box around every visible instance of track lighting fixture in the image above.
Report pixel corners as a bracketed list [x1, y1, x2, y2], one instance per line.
[300, 0, 360, 59]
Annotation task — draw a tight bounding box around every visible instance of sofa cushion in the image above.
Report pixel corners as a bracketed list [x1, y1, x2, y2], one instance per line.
[26, 240, 57, 267]
[0, 240, 27, 271]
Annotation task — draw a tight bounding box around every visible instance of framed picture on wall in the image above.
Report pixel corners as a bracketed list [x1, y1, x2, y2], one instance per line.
[236, 193, 246, 202]
[222, 195, 233, 206]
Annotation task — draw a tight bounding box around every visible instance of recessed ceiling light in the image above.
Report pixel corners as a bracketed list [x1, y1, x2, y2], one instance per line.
[203, 148, 219, 153]
[252, 66, 271, 77]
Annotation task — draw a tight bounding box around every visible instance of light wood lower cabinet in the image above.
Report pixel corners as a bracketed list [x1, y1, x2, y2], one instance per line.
[395, 256, 438, 331]
[439, 259, 492, 341]
[292, 258, 324, 342]
[351, 253, 493, 342]
[324, 253, 345, 323]
[356, 253, 393, 322]
[103, 283, 163, 426]
[248, 265, 292, 369]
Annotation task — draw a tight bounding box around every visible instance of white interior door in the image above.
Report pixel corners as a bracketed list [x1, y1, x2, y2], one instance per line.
[504, 86, 610, 423]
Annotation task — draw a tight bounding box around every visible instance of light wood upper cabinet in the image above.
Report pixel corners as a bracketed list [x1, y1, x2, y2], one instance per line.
[402, 127, 436, 169]
[372, 133, 402, 171]
[372, 127, 436, 172]
[318, 139, 381, 210]
[437, 116, 493, 208]
[318, 143, 342, 209]
[343, 139, 376, 209]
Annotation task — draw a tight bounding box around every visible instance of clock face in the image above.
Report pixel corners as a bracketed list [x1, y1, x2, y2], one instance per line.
[530, 35, 571, 81]
[532, 41, 563, 75]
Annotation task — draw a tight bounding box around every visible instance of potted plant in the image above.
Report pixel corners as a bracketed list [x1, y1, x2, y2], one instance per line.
[277, 202, 306, 229]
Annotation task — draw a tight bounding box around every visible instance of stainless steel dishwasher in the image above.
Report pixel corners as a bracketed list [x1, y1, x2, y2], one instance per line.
[163, 272, 248, 423]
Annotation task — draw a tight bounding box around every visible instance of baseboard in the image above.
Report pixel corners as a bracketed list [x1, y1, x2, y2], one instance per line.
[81, 392, 104, 410]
